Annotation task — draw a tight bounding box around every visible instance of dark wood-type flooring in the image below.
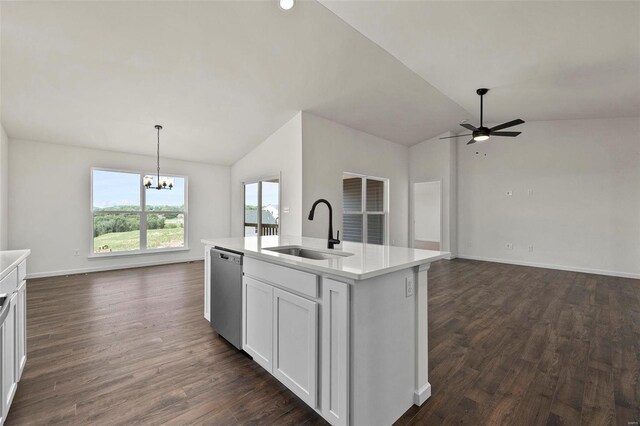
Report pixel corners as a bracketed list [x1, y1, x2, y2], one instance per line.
[6, 259, 640, 425]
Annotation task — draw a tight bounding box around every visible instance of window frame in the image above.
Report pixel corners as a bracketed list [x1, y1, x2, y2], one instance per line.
[342, 172, 389, 245]
[242, 174, 281, 237]
[89, 167, 189, 258]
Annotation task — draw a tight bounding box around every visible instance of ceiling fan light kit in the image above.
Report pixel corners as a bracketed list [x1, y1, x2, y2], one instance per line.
[440, 88, 525, 145]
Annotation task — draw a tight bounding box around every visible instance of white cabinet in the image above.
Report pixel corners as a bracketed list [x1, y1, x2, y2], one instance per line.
[272, 288, 318, 407]
[239, 257, 349, 425]
[2, 293, 17, 417]
[242, 274, 320, 409]
[321, 279, 349, 425]
[16, 281, 26, 380]
[0, 253, 29, 424]
[242, 276, 273, 372]
[204, 247, 211, 321]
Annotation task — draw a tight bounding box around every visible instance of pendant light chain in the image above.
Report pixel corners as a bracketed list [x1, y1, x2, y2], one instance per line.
[157, 125, 161, 186]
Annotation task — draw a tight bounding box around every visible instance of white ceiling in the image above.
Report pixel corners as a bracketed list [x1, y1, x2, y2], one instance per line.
[0, 1, 467, 165]
[3, 2, 638, 166]
[320, 0, 640, 125]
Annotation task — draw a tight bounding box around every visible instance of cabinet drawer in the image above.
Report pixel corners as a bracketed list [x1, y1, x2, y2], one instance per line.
[0, 269, 17, 294]
[244, 258, 317, 298]
[17, 260, 26, 283]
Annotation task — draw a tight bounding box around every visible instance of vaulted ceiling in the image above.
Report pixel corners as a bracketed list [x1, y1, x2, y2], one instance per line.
[0, 1, 466, 165]
[2, 1, 638, 165]
[320, 0, 640, 124]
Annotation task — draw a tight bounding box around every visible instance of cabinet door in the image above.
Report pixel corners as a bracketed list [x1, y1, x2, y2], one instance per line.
[17, 281, 26, 379]
[2, 293, 17, 416]
[242, 277, 273, 372]
[272, 288, 318, 407]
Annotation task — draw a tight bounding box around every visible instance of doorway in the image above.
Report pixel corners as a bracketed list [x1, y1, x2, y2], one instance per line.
[244, 177, 280, 236]
[412, 181, 441, 250]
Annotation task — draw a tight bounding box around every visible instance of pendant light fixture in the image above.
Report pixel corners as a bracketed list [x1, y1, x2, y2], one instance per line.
[144, 125, 173, 190]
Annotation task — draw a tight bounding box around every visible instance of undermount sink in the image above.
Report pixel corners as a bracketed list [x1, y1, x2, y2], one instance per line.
[265, 246, 353, 260]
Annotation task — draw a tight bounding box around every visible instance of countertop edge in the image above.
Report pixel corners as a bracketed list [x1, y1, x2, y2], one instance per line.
[203, 240, 449, 281]
[0, 250, 31, 281]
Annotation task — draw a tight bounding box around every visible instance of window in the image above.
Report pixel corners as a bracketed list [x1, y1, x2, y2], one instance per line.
[244, 178, 280, 236]
[342, 173, 388, 245]
[91, 169, 187, 255]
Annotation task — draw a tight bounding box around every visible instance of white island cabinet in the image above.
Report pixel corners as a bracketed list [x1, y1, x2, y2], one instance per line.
[0, 249, 30, 425]
[202, 236, 447, 426]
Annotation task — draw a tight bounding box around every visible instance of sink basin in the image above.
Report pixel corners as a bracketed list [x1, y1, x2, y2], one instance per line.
[265, 246, 353, 260]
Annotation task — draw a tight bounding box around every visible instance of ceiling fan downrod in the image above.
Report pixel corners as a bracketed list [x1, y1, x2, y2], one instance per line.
[477, 88, 488, 128]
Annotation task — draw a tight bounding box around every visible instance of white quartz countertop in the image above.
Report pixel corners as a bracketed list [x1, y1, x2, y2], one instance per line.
[0, 250, 30, 281]
[201, 236, 449, 280]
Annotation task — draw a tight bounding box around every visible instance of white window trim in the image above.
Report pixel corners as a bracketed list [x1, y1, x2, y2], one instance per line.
[242, 173, 281, 237]
[343, 172, 389, 245]
[90, 167, 189, 258]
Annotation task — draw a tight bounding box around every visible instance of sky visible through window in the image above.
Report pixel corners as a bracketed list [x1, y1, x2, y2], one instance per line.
[92, 170, 185, 209]
[244, 183, 279, 207]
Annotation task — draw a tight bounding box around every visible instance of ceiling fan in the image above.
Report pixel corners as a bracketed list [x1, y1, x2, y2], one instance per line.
[440, 88, 524, 145]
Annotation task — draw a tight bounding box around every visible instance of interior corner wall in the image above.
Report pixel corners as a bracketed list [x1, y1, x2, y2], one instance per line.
[409, 132, 457, 256]
[0, 124, 8, 250]
[457, 117, 640, 278]
[8, 139, 231, 277]
[301, 112, 409, 247]
[230, 113, 303, 238]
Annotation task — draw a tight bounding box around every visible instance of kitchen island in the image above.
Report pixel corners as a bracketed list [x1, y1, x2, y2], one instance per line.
[201, 236, 448, 426]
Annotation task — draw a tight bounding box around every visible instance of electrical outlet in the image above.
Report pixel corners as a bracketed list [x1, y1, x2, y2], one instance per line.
[505, 243, 513, 250]
[506, 190, 513, 196]
[528, 189, 534, 196]
[73, 249, 80, 256]
[283, 206, 290, 214]
[405, 277, 414, 298]
[528, 245, 534, 252]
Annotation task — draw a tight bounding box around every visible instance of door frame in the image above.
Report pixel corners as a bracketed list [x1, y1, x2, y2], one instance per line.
[410, 180, 443, 251]
[242, 173, 282, 237]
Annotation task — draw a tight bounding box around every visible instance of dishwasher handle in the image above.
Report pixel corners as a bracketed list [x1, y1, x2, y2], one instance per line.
[211, 248, 243, 265]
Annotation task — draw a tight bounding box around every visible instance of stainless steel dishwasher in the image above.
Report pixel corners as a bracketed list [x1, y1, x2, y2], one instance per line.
[210, 247, 243, 349]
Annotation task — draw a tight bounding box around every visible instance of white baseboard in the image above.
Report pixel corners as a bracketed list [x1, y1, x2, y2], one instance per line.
[456, 254, 640, 280]
[26, 256, 204, 279]
[414, 382, 432, 406]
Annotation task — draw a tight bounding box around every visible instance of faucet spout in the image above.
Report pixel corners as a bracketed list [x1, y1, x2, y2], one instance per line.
[307, 199, 341, 249]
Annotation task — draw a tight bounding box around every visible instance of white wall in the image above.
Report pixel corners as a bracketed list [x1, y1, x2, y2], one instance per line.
[0, 124, 8, 250]
[230, 113, 302, 237]
[409, 133, 457, 255]
[413, 181, 441, 242]
[0, 5, 6, 250]
[457, 117, 640, 278]
[9, 139, 231, 277]
[301, 113, 409, 246]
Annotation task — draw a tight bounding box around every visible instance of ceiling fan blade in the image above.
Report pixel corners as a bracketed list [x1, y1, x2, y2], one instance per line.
[460, 123, 477, 131]
[490, 119, 524, 132]
[439, 134, 471, 139]
[491, 131, 521, 137]
[466, 138, 476, 145]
